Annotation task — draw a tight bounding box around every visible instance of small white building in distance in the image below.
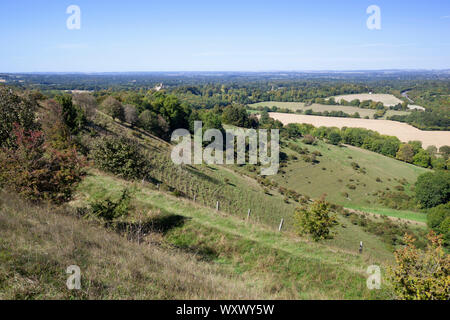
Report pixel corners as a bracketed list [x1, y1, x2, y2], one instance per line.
[155, 83, 164, 91]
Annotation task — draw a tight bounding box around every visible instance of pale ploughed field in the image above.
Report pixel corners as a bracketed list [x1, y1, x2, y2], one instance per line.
[331, 93, 403, 106]
[269, 112, 450, 149]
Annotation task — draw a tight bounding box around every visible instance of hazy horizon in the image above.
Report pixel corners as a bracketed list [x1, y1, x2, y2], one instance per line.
[1, 0, 449, 72]
[2, 69, 450, 74]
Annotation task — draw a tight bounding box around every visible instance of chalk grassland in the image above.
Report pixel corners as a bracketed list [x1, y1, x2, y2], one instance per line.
[344, 205, 427, 224]
[269, 112, 450, 149]
[0, 172, 393, 300]
[331, 94, 404, 107]
[71, 169, 393, 299]
[234, 138, 429, 223]
[1, 109, 432, 300]
[99, 109, 428, 225]
[94, 110, 295, 229]
[248, 101, 410, 118]
[0, 191, 264, 299]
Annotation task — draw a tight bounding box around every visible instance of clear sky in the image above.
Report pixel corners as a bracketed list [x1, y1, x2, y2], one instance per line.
[1, 0, 449, 72]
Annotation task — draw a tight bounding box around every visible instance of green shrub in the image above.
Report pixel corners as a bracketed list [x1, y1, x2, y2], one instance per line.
[293, 198, 337, 241]
[90, 188, 133, 221]
[92, 136, 150, 180]
[101, 96, 125, 121]
[55, 95, 86, 134]
[415, 171, 450, 208]
[0, 87, 39, 148]
[427, 203, 450, 246]
[328, 132, 342, 145]
[350, 162, 360, 170]
[413, 150, 432, 168]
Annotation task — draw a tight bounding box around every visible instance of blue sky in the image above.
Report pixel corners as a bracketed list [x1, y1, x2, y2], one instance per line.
[1, 0, 449, 72]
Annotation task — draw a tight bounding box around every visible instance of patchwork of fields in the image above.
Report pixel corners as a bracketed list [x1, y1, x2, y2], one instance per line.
[270, 112, 450, 148]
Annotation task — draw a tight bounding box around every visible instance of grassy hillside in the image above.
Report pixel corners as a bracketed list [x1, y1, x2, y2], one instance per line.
[278, 140, 428, 217]
[232, 138, 429, 223]
[0, 191, 263, 299]
[92, 111, 297, 229]
[70, 169, 396, 299]
[93, 110, 429, 225]
[1, 108, 434, 300]
[0, 173, 397, 299]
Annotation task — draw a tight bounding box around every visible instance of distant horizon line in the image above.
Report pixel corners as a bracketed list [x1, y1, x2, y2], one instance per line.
[2, 68, 450, 75]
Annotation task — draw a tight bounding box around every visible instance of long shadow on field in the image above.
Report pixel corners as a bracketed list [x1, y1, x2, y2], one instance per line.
[115, 214, 188, 236]
[184, 165, 221, 184]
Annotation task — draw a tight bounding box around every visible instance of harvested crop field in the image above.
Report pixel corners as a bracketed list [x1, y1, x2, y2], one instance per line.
[331, 93, 403, 106]
[269, 112, 450, 148]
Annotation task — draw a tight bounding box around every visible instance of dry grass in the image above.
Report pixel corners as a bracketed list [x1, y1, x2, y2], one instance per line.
[0, 191, 268, 299]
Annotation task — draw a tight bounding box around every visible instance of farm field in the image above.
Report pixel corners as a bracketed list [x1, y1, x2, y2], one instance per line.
[248, 101, 410, 118]
[269, 112, 450, 148]
[330, 93, 404, 107]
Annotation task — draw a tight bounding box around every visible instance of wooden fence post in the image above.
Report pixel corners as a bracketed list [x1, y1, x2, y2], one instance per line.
[278, 218, 284, 232]
[216, 201, 219, 211]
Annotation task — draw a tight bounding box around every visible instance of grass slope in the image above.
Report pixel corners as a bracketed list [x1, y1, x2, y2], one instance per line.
[1, 109, 430, 300]
[70, 169, 393, 299]
[246, 139, 428, 222]
[95, 110, 427, 224]
[0, 191, 263, 299]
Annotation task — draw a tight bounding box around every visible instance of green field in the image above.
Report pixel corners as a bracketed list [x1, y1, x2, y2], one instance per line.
[344, 205, 427, 224]
[248, 101, 410, 118]
[272, 139, 429, 207]
[230, 138, 430, 224]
